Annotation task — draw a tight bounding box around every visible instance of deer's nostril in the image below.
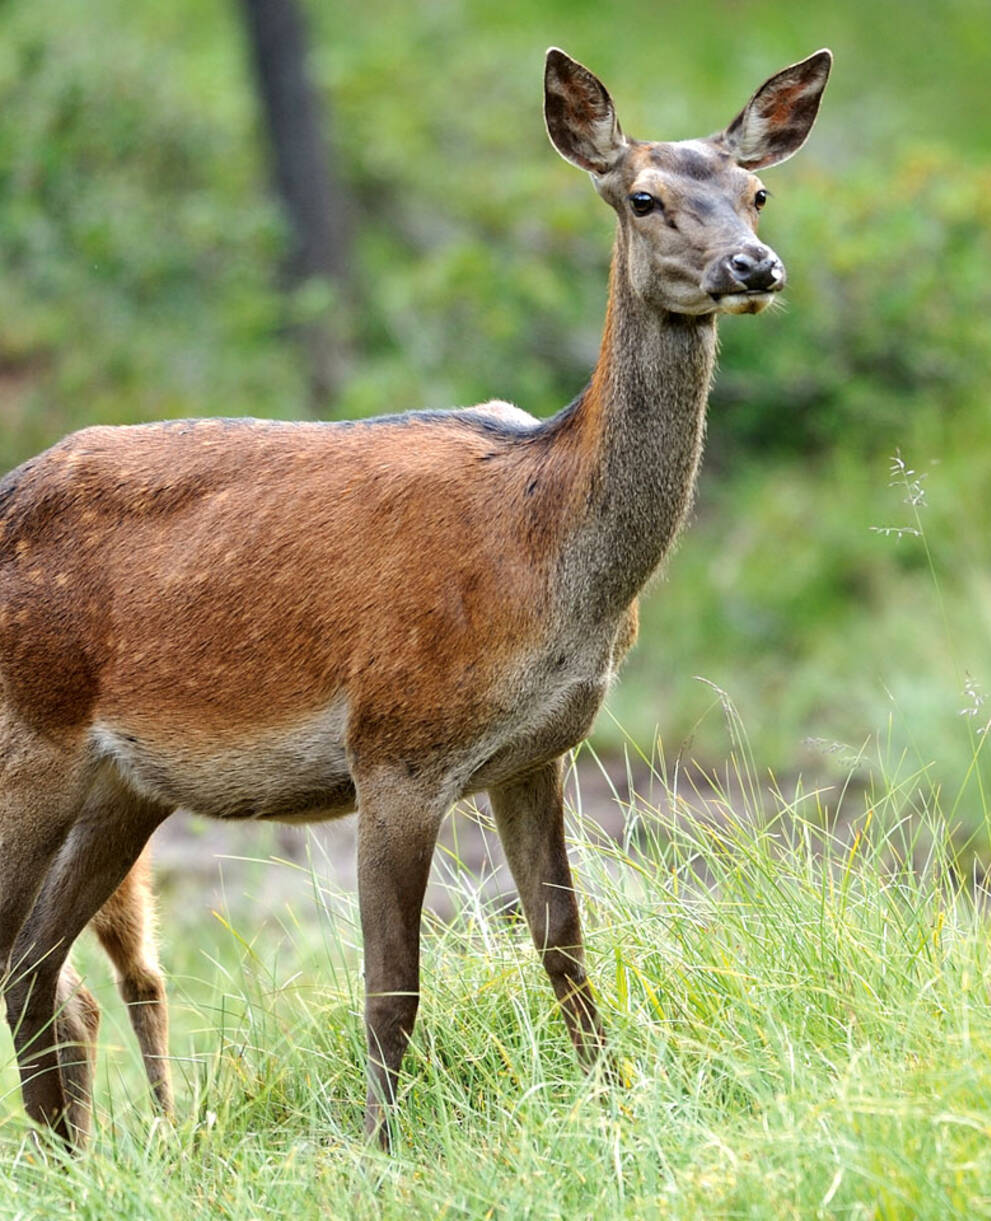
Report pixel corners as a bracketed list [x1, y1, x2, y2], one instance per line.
[729, 253, 754, 275]
[748, 258, 780, 290]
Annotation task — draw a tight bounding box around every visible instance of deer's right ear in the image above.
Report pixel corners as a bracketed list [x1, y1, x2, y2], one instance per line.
[544, 49, 626, 175]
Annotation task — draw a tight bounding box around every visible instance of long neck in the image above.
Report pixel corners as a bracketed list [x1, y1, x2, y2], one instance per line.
[538, 237, 718, 618]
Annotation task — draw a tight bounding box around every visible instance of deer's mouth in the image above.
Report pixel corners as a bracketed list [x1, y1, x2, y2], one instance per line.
[709, 289, 778, 315]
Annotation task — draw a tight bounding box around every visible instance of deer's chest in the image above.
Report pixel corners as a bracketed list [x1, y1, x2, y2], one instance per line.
[466, 616, 626, 789]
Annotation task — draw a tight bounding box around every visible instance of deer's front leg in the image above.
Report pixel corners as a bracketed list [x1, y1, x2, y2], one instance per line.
[355, 769, 444, 1149]
[488, 759, 606, 1063]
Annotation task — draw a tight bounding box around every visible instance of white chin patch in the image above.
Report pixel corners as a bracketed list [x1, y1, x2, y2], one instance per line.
[716, 292, 775, 316]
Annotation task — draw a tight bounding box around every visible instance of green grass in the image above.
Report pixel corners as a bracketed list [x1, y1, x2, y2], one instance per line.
[4, 721, 991, 1218]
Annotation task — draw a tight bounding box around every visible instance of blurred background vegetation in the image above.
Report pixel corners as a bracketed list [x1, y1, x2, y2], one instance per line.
[1, 0, 989, 830]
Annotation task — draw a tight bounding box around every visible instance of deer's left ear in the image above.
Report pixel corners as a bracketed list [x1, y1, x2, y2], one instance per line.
[719, 49, 832, 171]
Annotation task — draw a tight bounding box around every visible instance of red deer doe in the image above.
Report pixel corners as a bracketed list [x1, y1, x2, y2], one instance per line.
[0, 47, 831, 1150]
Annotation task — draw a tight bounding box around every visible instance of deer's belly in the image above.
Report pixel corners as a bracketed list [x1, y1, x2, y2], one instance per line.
[91, 701, 356, 821]
[90, 635, 616, 818]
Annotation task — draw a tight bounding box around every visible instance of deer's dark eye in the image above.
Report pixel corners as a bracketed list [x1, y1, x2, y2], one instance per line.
[754, 189, 768, 210]
[629, 192, 656, 217]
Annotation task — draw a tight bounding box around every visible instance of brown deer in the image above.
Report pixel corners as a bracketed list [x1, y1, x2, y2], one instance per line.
[0, 46, 831, 1150]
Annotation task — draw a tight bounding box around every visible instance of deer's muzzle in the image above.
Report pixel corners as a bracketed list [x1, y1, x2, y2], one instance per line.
[702, 244, 786, 312]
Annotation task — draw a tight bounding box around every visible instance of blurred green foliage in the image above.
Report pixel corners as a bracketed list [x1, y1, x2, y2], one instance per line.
[0, 0, 989, 812]
[1, 0, 988, 461]
[713, 153, 991, 452]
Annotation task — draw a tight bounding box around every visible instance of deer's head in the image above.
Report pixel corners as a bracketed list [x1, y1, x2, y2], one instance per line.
[545, 48, 831, 316]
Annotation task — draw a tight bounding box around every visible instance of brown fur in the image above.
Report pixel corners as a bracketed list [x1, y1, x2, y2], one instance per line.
[0, 47, 830, 1150]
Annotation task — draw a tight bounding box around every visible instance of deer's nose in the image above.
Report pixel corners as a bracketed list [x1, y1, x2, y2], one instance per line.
[726, 248, 784, 292]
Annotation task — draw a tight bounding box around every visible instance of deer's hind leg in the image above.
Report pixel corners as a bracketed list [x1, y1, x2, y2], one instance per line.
[90, 847, 173, 1117]
[5, 764, 168, 1148]
[1, 724, 93, 1145]
[52, 961, 102, 1146]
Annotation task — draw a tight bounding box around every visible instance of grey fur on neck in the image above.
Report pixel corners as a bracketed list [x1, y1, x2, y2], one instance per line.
[556, 244, 718, 621]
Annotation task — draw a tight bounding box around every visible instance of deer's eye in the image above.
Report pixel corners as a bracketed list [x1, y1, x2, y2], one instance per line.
[754, 189, 768, 210]
[629, 192, 656, 217]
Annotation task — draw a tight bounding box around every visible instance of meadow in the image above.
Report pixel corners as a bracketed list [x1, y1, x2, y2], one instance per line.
[2, 0, 991, 1214]
[4, 730, 991, 1217]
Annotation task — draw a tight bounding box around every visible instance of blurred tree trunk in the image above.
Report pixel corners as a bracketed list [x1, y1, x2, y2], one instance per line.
[238, 0, 351, 412]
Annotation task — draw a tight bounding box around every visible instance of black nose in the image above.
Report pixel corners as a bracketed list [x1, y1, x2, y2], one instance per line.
[727, 248, 783, 292]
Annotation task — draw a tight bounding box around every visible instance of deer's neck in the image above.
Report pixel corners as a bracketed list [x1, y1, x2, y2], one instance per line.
[545, 241, 718, 618]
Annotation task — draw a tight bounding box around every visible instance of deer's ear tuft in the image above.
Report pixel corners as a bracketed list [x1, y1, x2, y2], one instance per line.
[544, 48, 626, 175]
[719, 49, 832, 171]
